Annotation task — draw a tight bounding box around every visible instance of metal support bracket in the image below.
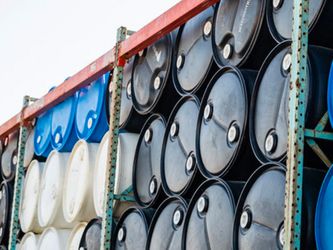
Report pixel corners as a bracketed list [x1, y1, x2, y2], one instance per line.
[8, 96, 36, 250]
[100, 26, 131, 250]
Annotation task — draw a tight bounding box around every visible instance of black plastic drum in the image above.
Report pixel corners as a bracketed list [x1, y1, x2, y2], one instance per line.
[233, 163, 324, 250]
[0, 181, 13, 246]
[196, 67, 258, 180]
[1, 132, 18, 181]
[173, 6, 217, 96]
[113, 207, 155, 250]
[161, 95, 202, 197]
[267, 0, 333, 47]
[250, 41, 333, 164]
[133, 114, 166, 207]
[182, 179, 243, 250]
[212, 0, 275, 68]
[131, 34, 178, 116]
[146, 197, 188, 250]
[79, 218, 105, 250]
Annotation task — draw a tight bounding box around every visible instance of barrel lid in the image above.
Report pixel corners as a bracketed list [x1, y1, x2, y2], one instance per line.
[34, 110, 52, 157]
[76, 73, 110, 140]
[0, 181, 12, 243]
[315, 165, 333, 250]
[327, 63, 333, 127]
[20, 160, 43, 233]
[234, 163, 285, 249]
[24, 129, 35, 168]
[147, 197, 187, 250]
[267, 0, 325, 42]
[132, 35, 172, 114]
[161, 96, 200, 195]
[38, 151, 68, 227]
[173, 7, 214, 94]
[79, 218, 102, 250]
[133, 114, 166, 207]
[250, 41, 309, 163]
[212, 0, 266, 67]
[114, 207, 151, 250]
[51, 95, 77, 151]
[66, 222, 87, 250]
[20, 232, 39, 250]
[197, 67, 248, 178]
[1, 132, 18, 180]
[63, 140, 97, 223]
[183, 179, 235, 249]
[38, 227, 70, 250]
[120, 58, 135, 127]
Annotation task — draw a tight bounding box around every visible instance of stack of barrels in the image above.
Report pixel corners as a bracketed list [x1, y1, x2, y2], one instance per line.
[2, 0, 333, 249]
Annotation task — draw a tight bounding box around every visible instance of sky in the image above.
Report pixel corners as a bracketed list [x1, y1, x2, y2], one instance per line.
[0, 0, 179, 124]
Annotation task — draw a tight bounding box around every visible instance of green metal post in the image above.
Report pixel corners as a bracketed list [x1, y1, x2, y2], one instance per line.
[284, 0, 309, 249]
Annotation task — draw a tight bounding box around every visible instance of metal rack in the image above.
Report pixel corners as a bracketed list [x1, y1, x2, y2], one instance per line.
[2, 0, 331, 249]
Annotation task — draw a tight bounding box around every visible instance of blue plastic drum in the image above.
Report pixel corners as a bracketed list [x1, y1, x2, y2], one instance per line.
[327, 62, 333, 127]
[34, 110, 53, 157]
[51, 95, 78, 151]
[315, 166, 333, 250]
[75, 73, 110, 142]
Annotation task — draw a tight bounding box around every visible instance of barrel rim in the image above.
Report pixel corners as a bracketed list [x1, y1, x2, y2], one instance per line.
[131, 34, 173, 115]
[196, 66, 249, 178]
[132, 113, 166, 208]
[161, 95, 200, 197]
[79, 217, 102, 248]
[146, 196, 188, 250]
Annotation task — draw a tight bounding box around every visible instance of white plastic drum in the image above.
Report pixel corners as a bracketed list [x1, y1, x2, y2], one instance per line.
[37, 227, 70, 250]
[20, 232, 40, 250]
[63, 140, 98, 223]
[20, 160, 43, 233]
[66, 222, 87, 250]
[38, 150, 73, 228]
[24, 128, 35, 168]
[93, 131, 139, 218]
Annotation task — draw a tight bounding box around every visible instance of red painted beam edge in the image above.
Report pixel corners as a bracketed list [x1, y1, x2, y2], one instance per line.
[120, 0, 219, 59]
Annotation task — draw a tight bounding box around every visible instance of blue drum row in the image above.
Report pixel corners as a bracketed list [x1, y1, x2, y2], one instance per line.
[34, 72, 110, 157]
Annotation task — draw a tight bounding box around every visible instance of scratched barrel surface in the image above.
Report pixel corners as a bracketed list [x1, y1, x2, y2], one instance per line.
[212, 0, 275, 69]
[172, 6, 217, 96]
[113, 207, 155, 250]
[233, 163, 324, 250]
[79, 218, 106, 250]
[267, 0, 333, 47]
[0, 181, 13, 246]
[250, 41, 333, 164]
[75, 72, 111, 142]
[146, 197, 188, 250]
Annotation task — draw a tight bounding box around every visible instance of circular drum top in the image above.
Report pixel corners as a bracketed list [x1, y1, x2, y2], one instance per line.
[75, 72, 110, 141]
[131, 34, 173, 114]
[51, 95, 77, 151]
[1, 132, 18, 180]
[234, 163, 285, 250]
[133, 114, 166, 207]
[173, 6, 214, 94]
[250, 42, 309, 163]
[20, 232, 39, 250]
[66, 222, 87, 250]
[327, 63, 333, 128]
[79, 218, 102, 250]
[267, 0, 325, 42]
[183, 180, 236, 250]
[38, 228, 70, 250]
[147, 197, 187, 250]
[114, 208, 151, 250]
[20, 160, 43, 233]
[315, 165, 333, 250]
[162, 96, 200, 195]
[212, 0, 266, 67]
[197, 67, 248, 178]
[0, 181, 12, 243]
[34, 109, 52, 157]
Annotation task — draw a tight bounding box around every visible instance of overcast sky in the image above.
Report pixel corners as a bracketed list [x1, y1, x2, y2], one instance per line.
[0, 0, 178, 124]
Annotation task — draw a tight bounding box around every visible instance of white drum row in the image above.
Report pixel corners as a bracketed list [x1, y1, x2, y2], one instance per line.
[19, 131, 138, 233]
[19, 222, 87, 250]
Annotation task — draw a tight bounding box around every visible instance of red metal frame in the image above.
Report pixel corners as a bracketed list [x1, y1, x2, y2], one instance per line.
[0, 0, 219, 138]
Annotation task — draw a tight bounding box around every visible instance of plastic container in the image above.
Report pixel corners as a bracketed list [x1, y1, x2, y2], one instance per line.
[63, 140, 98, 223]
[66, 222, 87, 250]
[75, 73, 111, 142]
[79, 218, 104, 250]
[51, 96, 78, 152]
[38, 151, 73, 228]
[24, 127, 35, 168]
[19, 232, 39, 250]
[0, 181, 13, 245]
[93, 131, 138, 218]
[327, 62, 333, 127]
[20, 160, 43, 233]
[34, 110, 53, 157]
[1, 131, 18, 181]
[37, 227, 70, 250]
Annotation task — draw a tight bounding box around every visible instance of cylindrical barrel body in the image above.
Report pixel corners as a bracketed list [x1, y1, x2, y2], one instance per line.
[79, 218, 106, 250]
[37, 227, 70, 250]
[0, 181, 13, 245]
[66, 222, 87, 250]
[20, 232, 39, 250]
[34, 110, 53, 158]
[1, 132, 18, 181]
